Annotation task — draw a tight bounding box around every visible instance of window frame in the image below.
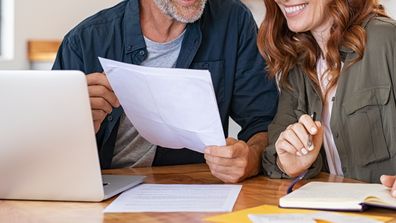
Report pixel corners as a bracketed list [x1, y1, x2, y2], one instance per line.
[0, 0, 14, 60]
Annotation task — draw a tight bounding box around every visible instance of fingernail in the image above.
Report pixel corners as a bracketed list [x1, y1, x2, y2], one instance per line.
[311, 127, 317, 133]
[308, 145, 314, 151]
[297, 152, 302, 156]
[380, 175, 385, 182]
[301, 148, 308, 155]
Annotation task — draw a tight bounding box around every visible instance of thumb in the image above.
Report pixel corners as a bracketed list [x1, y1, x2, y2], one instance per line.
[226, 137, 238, 146]
[381, 175, 396, 188]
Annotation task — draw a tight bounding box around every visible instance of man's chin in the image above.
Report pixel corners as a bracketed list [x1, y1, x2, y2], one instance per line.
[171, 10, 203, 23]
[153, 0, 207, 23]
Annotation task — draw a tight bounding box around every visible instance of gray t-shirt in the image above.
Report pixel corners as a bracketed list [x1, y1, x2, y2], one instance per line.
[111, 31, 185, 168]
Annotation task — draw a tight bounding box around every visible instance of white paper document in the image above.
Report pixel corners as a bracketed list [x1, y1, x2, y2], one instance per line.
[104, 184, 242, 213]
[99, 58, 226, 153]
[248, 212, 383, 223]
[248, 214, 315, 223]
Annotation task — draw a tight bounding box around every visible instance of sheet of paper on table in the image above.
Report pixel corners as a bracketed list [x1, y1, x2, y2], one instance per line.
[99, 57, 226, 153]
[103, 184, 242, 213]
[205, 205, 392, 223]
[248, 212, 384, 223]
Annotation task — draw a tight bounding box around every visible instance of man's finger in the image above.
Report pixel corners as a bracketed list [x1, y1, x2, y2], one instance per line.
[207, 162, 242, 183]
[86, 72, 113, 90]
[93, 120, 102, 133]
[206, 160, 235, 175]
[226, 137, 238, 145]
[90, 97, 113, 114]
[88, 85, 120, 108]
[92, 109, 107, 121]
[204, 146, 235, 158]
[205, 143, 243, 159]
[204, 154, 235, 167]
[212, 171, 239, 183]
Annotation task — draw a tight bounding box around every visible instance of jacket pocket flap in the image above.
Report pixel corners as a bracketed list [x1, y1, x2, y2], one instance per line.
[343, 86, 391, 115]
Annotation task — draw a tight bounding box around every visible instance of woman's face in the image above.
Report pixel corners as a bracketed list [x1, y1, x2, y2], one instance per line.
[274, 0, 332, 33]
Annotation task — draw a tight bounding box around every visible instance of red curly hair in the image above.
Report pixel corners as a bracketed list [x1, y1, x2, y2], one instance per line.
[258, 0, 387, 93]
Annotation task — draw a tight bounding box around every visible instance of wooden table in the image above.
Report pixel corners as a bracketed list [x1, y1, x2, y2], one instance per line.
[1, 164, 395, 223]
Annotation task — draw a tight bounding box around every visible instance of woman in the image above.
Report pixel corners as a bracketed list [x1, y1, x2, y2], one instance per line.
[258, 0, 396, 197]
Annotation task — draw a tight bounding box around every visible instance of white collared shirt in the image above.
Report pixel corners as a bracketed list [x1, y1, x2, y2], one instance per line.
[317, 57, 344, 176]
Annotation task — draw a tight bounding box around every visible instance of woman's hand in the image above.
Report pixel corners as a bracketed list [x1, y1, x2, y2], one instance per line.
[275, 114, 323, 177]
[380, 175, 396, 197]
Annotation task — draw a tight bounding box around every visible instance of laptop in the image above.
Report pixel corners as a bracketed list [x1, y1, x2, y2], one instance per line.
[0, 70, 144, 202]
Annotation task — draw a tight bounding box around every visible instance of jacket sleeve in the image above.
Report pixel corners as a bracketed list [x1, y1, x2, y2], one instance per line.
[51, 35, 108, 156]
[52, 35, 85, 72]
[262, 85, 323, 179]
[231, 8, 278, 142]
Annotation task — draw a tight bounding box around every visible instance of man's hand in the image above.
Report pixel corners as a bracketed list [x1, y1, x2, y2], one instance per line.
[86, 73, 120, 133]
[380, 175, 396, 197]
[204, 132, 267, 183]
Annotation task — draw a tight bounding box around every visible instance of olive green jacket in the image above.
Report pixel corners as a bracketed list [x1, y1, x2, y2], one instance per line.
[262, 16, 396, 183]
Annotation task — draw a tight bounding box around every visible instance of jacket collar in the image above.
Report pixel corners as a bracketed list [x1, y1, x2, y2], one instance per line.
[122, 0, 202, 68]
[175, 21, 202, 68]
[124, 0, 146, 54]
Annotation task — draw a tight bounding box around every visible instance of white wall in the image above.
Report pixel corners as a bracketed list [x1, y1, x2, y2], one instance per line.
[241, 0, 265, 25]
[381, 0, 396, 18]
[0, 0, 120, 70]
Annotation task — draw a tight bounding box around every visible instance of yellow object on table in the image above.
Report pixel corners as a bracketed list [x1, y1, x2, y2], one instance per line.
[205, 205, 392, 223]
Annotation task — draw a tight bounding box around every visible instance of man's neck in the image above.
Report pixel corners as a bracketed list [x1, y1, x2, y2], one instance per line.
[140, 0, 186, 43]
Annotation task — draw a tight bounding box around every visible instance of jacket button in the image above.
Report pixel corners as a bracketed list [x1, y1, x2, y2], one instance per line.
[139, 50, 145, 56]
[108, 116, 113, 121]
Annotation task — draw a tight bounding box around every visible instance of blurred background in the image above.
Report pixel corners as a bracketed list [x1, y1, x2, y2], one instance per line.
[0, 0, 394, 137]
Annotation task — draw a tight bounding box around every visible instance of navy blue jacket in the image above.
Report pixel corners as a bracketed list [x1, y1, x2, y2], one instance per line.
[53, 0, 278, 169]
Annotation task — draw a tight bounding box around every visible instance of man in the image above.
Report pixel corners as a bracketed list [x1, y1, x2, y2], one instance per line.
[53, 0, 277, 183]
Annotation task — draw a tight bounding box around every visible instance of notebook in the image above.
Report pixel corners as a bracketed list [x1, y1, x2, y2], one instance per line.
[280, 182, 396, 211]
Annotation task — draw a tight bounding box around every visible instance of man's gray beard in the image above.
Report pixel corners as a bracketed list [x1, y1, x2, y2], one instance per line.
[153, 0, 207, 23]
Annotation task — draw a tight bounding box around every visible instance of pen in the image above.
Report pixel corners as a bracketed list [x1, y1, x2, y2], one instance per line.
[287, 170, 308, 194]
[306, 112, 316, 151]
